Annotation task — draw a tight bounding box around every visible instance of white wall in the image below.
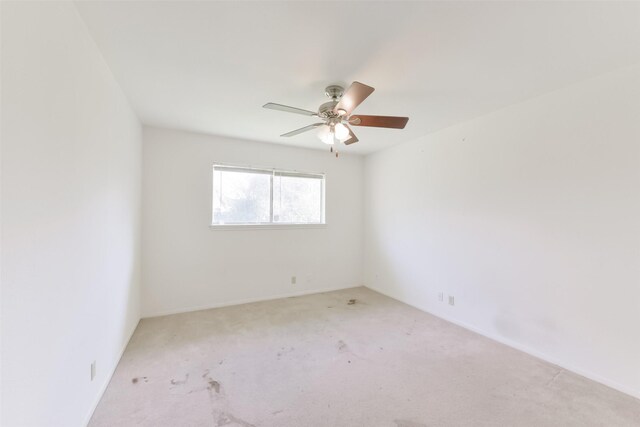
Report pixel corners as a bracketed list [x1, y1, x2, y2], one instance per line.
[142, 127, 363, 317]
[364, 65, 640, 398]
[1, 2, 142, 426]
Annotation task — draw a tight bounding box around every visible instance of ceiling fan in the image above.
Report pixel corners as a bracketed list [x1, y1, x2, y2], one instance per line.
[263, 82, 409, 156]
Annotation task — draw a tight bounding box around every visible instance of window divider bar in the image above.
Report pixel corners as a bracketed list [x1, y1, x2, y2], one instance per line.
[269, 171, 274, 223]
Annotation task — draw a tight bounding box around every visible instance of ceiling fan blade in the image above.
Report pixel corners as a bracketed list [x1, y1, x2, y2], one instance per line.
[280, 123, 324, 137]
[343, 125, 359, 145]
[263, 102, 317, 116]
[349, 115, 409, 129]
[334, 82, 374, 116]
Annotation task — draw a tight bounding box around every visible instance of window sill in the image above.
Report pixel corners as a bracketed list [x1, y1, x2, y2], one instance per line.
[209, 223, 327, 230]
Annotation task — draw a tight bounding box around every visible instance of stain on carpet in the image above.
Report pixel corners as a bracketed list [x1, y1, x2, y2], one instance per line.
[217, 412, 256, 427]
[131, 376, 148, 384]
[170, 374, 189, 386]
[208, 379, 221, 393]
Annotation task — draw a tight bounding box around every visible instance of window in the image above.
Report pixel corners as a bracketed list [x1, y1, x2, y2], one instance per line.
[212, 164, 325, 226]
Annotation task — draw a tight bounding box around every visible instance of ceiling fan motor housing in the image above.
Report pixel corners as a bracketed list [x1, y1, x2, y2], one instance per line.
[318, 101, 341, 120]
[318, 85, 345, 120]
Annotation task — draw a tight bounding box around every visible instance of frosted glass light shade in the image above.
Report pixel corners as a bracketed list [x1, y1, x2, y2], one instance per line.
[317, 125, 334, 145]
[334, 123, 349, 141]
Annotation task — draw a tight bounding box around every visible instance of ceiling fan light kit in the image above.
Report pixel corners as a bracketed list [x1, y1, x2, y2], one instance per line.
[318, 122, 350, 145]
[263, 81, 409, 156]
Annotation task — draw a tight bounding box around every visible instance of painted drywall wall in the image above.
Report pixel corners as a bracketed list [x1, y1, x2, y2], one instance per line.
[364, 65, 640, 398]
[142, 127, 363, 317]
[1, 2, 142, 426]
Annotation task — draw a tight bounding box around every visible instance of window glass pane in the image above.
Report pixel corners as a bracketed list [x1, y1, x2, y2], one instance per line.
[273, 175, 323, 223]
[213, 169, 271, 223]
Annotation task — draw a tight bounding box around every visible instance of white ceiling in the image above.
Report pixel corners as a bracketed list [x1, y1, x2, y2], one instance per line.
[76, 1, 640, 154]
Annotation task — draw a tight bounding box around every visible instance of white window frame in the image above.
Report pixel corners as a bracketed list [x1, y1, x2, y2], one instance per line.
[210, 163, 326, 229]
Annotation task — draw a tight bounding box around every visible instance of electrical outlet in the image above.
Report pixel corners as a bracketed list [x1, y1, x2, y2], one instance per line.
[448, 296, 455, 306]
[90, 361, 96, 381]
[438, 292, 444, 302]
[291, 276, 296, 285]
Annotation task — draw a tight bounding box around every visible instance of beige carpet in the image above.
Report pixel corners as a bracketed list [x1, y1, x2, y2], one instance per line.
[89, 287, 640, 426]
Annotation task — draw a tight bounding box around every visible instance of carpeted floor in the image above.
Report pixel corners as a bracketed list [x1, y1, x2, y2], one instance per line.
[89, 287, 640, 426]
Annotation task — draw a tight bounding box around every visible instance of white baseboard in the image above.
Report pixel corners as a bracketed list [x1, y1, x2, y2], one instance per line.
[82, 318, 141, 427]
[365, 284, 640, 401]
[142, 284, 363, 319]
